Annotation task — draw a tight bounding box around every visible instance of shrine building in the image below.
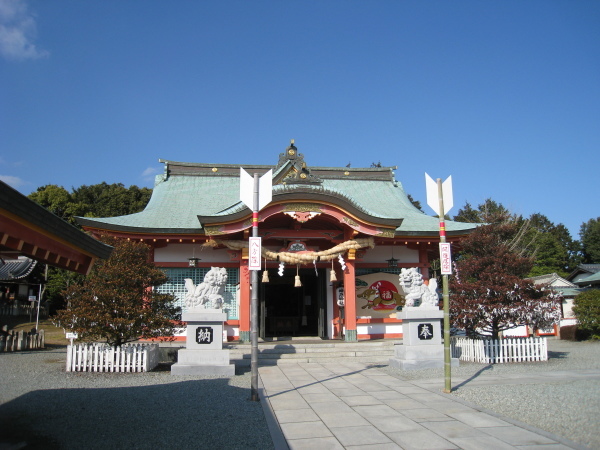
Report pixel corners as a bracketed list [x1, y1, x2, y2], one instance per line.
[77, 142, 477, 342]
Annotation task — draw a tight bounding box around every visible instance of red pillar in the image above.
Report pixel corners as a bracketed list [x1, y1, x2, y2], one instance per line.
[343, 259, 357, 342]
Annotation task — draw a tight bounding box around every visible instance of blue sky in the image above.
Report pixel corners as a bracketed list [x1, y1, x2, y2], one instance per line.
[1, 0, 598, 239]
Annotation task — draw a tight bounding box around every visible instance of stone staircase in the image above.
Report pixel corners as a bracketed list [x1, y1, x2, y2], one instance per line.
[225, 338, 401, 366]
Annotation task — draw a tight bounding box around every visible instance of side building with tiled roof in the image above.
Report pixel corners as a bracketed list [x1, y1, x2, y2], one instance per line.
[78, 142, 477, 342]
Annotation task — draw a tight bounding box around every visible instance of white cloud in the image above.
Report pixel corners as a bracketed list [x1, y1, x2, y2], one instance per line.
[0, 174, 27, 188]
[141, 167, 160, 182]
[0, 0, 49, 61]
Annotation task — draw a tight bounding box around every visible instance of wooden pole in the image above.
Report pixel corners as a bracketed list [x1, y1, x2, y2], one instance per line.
[437, 178, 452, 394]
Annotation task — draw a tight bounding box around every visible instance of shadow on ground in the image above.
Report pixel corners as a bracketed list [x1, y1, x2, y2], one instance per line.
[0, 378, 273, 450]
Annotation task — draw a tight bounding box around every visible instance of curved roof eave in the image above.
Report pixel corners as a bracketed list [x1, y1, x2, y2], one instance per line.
[198, 189, 405, 228]
[77, 217, 203, 235]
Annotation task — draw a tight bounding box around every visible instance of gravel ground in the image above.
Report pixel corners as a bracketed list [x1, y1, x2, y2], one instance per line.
[0, 347, 274, 450]
[381, 338, 600, 449]
[2, 339, 598, 450]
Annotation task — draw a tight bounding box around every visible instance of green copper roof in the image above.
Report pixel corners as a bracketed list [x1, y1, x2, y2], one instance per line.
[77, 146, 477, 237]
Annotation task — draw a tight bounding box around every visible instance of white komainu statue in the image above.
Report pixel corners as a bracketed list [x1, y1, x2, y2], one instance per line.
[184, 267, 228, 309]
[399, 267, 439, 309]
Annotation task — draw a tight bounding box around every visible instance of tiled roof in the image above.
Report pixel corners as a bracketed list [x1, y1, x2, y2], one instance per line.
[574, 271, 600, 286]
[527, 273, 577, 288]
[579, 264, 600, 273]
[78, 148, 478, 237]
[0, 257, 37, 281]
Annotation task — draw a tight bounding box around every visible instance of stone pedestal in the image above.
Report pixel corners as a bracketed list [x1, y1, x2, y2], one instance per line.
[171, 309, 235, 376]
[389, 308, 458, 370]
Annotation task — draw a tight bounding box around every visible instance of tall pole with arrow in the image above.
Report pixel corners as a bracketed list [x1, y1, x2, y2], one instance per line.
[240, 168, 272, 401]
[425, 173, 454, 393]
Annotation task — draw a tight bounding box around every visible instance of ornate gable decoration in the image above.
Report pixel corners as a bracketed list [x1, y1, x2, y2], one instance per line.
[275, 141, 322, 185]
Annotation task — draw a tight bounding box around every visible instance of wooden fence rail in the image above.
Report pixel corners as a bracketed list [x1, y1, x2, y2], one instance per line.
[0, 328, 45, 352]
[0, 303, 48, 319]
[451, 336, 548, 363]
[66, 343, 160, 373]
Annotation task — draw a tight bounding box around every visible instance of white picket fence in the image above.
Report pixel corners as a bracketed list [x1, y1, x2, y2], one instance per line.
[451, 336, 548, 364]
[66, 343, 160, 373]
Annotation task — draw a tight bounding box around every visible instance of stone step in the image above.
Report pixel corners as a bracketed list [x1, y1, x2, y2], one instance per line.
[232, 355, 392, 366]
[225, 340, 401, 350]
[226, 340, 400, 366]
[233, 349, 394, 359]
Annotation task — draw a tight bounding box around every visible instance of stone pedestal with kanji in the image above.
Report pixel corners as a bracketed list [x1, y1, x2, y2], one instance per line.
[389, 308, 459, 370]
[171, 309, 235, 376]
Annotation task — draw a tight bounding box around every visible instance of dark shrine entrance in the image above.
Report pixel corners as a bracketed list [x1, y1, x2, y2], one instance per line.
[260, 268, 326, 338]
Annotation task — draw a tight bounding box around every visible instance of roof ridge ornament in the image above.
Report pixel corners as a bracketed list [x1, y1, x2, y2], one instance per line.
[275, 140, 322, 185]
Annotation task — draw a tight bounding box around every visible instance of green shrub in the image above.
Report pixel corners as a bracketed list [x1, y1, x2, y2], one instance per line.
[572, 289, 600, 340]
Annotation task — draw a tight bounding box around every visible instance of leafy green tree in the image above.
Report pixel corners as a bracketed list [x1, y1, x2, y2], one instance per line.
[45, 267, 84, 314]
[29, 182, 152, 225]
[27, 185, 85, 224]
[454, 201, 580, 276]
[453, 198, 512, 224]
[72, 183, 152, 218]
[453, 202, 480, 223]
[407, 194, 422, 212]
[580, 217, 600, 263]
[572, 290, 600, 339]
[450, 221, 561, 338]
[523, 213, 579, 277]
[54, 236, 180, 347]
[29, 182, 153, 312]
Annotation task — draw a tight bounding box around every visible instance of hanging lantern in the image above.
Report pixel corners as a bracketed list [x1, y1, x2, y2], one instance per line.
[295, 265, 302, 287]
[386, 244, 398, 268]
[188, 247, 200, 267]
[386, 256, 398, 268]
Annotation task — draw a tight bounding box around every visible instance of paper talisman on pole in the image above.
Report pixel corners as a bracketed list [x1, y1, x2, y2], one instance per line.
[249, 237, 262, 271]
[439, 243, 452, 274]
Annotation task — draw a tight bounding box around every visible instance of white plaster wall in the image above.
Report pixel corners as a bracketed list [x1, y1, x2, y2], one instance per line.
[502, 326, 528, 337]
[154, 244, 231, 263]
[357, 323, 402, 337]
[360, 245, 419, 264]
[563, 298, 575, 318]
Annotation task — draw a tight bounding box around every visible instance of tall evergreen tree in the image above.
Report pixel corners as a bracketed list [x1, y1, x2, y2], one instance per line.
[453, 198, 513, 224]
[580, 217, 600, 263]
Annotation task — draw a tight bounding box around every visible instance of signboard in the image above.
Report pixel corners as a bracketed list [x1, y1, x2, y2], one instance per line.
[66, 332, 78, 339]
[439, 243, 452, 275]
[418, 323, 434, 340]
[28, 296, 37, 302]
[196, 326, 214, 344]
[249, 237, 262, 271]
